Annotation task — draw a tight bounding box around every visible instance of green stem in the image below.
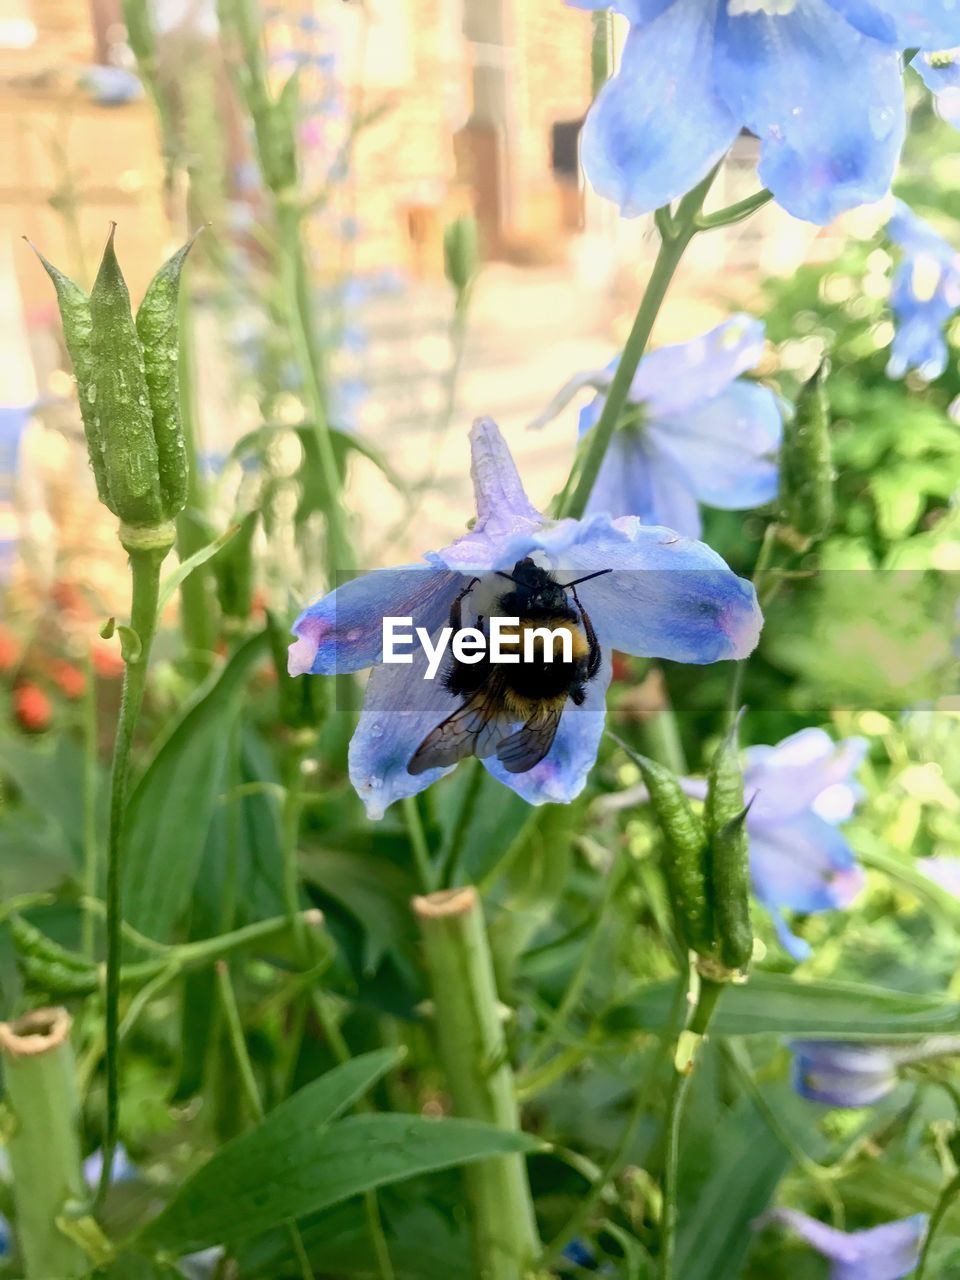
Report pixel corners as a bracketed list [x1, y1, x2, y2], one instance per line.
[81, 647, 99, 961]
[403, 796, 435, 893]
[916, 1170, 960, 1280]
[559, 169, 717, 521]
[695, 188, 772, 230]
[658, 974, 725, 1280]
[727, 520, 780, 727]
[414, 887, 540, 1280]
[440, 759, 485, 889]
[0, 1008, 88, 1278]
[97, 540, 168, 1206]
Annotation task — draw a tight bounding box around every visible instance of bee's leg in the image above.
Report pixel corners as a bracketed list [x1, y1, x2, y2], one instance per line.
[571, 585, 602, 680]
[449, 576, 481, 631]
[570, 683, 586, 706]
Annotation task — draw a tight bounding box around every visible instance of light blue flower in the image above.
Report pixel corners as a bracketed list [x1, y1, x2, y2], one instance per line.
[912, 47, 960, 127]
[79, 66, 143, 106]
[790, 1036, 960, 1107]
[567, 0, 960, 224]
[83, 1143, 136, 1188]
[532, 315, 781, 538]
[886, 200, 960, 381]
[290, 418, 762, 817]
[758, 1208, 927, 1279]
[683, 728, 867, 959]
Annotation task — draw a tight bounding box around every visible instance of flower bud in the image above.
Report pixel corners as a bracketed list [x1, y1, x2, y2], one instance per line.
[705, 723, 753, 973]
[443, 215, 479, 303]
[778, 359, 835, 549]
[8, 915, 98, 998]
[31, 226, 195, 535]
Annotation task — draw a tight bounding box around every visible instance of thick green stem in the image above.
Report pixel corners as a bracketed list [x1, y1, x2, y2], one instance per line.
[97, 539, 169, 1205]
[559, 169, 716, 521]
[0, 1008, 87, 1278]
[658, 974, 725, 1280]
[414, 888, 540, 1280]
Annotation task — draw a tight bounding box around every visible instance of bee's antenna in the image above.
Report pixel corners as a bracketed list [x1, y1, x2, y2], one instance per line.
[496, 571, 519, 584]
[562, 569, 612, 589]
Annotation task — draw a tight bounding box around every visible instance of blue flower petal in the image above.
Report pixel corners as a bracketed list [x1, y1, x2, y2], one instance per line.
[714, 0, 905, 224]
[648, 380, 782, 512]
[585, 429, 703, 537]
[743, 729, 867, 825]
[830, 0, 960, 48]
[481, 653, 613, 804]
[913, 47, 960, 94]
[437, 418, 542, 573]
[348, 639, 464, 819]
[289, 567, 463, 676]
[761, 1209, 928, 1280]
[790, 1041, 899, 1107]
[627, 315, 767, 419]
[581, 0, 739, 217]
[496, 514, 762, 662]
[887, 199, 959, 263]
[749, 813, 864, 915]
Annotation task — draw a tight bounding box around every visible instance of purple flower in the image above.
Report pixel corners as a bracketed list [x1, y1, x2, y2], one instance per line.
[532, 316, 781, 539]
[919, 855, 960, 896]
[290, 419, 762, 818]
[791, 1036, 960, 1107]
[567, 0, 960, 225]
[759, 1208, 927, 1279]
[886, 201, 960, 381]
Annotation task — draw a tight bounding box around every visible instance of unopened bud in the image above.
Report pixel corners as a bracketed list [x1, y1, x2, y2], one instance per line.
[214, 508, 260, 622]
[705, 723, 753, 973]
[779, 359, 835, 548]
[443, 215, 479, 302]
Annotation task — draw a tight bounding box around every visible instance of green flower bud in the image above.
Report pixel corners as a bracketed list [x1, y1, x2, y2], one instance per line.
[443, 215, 479, 303]
[214, 508, 260, 623]
[620, 743, 714, 956]
[779, 359, 835, 549]
[705, 725, 753, 974]
[8, 916, 99, 997]
[267, 610, 328, 732]
[31, 226, 195, 534]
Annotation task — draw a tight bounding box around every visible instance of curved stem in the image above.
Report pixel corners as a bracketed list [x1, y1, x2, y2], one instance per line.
[96, 543, 166, 1206]
[916, 1170, 960, 1280]
[658, 974, 725, 1280]
[559, 167, 718, 521]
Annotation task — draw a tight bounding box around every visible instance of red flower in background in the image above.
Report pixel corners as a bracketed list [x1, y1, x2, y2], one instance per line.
[49, 660, 87, 700]
[92, 640, 125, 679]
[0, 627, 20, 673]
[14, 684, 52, 732]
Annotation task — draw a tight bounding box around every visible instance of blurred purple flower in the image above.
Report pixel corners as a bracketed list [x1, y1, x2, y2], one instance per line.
[290, 418, 762, 817]
[886, 200, 960, 381]
[791, 1036, 960, 1107]
[79, 66, 143, 106]
[531, 316, 781, 539]
[83, 1143, 136, 1188]
[759, 1208, 927, 1279]
[919, 855, 960, 897]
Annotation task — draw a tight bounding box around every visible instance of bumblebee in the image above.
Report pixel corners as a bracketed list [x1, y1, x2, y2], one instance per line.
[408, 557, 609, 775]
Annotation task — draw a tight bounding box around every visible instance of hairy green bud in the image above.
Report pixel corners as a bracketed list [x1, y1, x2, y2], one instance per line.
[779, 359, 835, 548]
[705, 724, 753, 973]
[30, 226, 195, 532]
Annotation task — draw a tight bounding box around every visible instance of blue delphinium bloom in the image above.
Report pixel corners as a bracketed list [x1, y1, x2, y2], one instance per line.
[567, 0, 960, 224]
[290, 418, 762, 818]
[791, 1036, 960, 1106]
[912, 48, 960, 127]
[531, 315, 781, 538]
[759, 1208, 927, 1280]
[886, 200, 960, 380]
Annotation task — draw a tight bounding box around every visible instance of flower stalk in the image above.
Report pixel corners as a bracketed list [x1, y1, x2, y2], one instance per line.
[0, 1008, 88, 1278]
[413, 888, 540, 1280]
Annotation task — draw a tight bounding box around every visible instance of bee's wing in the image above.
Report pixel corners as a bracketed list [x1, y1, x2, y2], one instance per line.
[496, 704, 563, 774]
[408, 678, 508, 775]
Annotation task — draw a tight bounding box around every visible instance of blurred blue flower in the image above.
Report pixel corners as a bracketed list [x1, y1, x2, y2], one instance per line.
[919, 854, 960, 896]
[79, 66, 143, 106]
[913, 48, 960, 127]
[532, 315, 781, 538]
[886, 200, 960, 380]
[0, 1212, 9, 1257]
[83, 1143, 136, 1188]
[290, 418, 762, 817]
[791, 1035, 960, 1107]
[567, 0, 960, 224]
[759, 1208, 927, 1279]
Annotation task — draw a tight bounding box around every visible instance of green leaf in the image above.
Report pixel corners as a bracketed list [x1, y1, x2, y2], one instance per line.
[121, 633, 267, 942]
[605, 973, 960, 1039]
[676, 1098, 790, 1280]
[157, 522, 240, 614]
[300, 847, 418, 973]
[139, 1100, 540, 1253]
